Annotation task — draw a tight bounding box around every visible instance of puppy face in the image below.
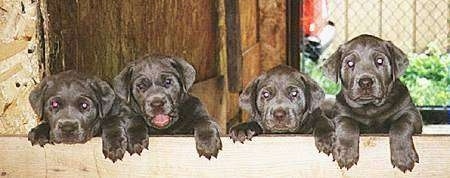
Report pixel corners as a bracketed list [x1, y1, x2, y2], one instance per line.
[29, 71, 115, 144]
[323, 34, 408, 107]
[114, 55, 195, 130]
[240, 65, 324, 133]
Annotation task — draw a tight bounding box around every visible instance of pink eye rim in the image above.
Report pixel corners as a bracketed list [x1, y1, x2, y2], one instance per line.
[290, 90, 299, 97]
[262, 91, 271, 98]
[376, 58, 384, 65]
[50, 100, 59, 109]
[80, 102, 89, 110]
[347, 60, 355, 68]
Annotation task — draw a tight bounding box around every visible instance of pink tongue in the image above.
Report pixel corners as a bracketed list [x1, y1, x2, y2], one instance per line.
[152, 114, 171, 127]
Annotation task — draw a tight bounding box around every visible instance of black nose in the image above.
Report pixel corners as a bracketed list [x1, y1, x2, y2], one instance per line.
[58, 120, 79, 133]
[358, 77, 374, 89]
[273, 109, 287, 121]
[150, 99, 166, 107]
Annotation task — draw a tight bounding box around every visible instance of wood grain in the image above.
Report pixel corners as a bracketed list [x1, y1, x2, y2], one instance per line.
[0, 136, 449, 178]
[42, 0, 218, 82]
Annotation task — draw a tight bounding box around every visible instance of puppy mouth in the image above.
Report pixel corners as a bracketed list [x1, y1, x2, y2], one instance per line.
[264, 120, 298, 133]
[150, 114, 172, 128]
[352, 95, 383, 104]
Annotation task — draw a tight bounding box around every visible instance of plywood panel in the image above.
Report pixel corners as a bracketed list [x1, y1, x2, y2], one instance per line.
[0, 136, 449, 177]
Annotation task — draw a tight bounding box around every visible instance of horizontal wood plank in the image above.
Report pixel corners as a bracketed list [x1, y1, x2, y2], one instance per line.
[0, 136, 449, 177]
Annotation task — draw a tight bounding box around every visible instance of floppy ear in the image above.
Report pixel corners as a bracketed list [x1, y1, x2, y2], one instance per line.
[298, 73, 325, 114]
[170, 57, 196, 91]
[384, 40, 409, 78]
[239, 74, 264, 115]
[89, 77, 116, 118]
[29, 77, 52, 121]
[113, 63, 135, 103]
[322, 45, 344, 83]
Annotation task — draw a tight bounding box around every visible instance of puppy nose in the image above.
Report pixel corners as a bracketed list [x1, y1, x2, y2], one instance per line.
[273, 109, 287, 121]
[150, 99, 166, 107]
[358, 77, 374, 88]
[58, 120, 79, 133]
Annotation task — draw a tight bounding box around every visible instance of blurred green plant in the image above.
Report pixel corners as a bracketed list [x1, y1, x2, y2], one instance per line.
[303, 59, 340, 95]
[303, 41, 449, 106]
[400, 42, 449, 106]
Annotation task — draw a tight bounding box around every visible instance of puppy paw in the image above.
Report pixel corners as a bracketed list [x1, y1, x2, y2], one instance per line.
[314, 130, 335, 156]
[332, 142, 359, 169]
[102, 132, 127, 163]
[391, 143, 419, 172]
[229, 122, 261, 143]
[195, 128, 222, 160]
[28, 124, 51, 147]
[127, 133, 149, 156]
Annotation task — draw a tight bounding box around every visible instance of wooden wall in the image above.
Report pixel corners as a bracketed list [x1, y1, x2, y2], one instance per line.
[41, 0, 218, 82]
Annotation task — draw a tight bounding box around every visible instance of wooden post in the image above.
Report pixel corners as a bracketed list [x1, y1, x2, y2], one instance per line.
[225, 0, 242, 92]
[286, 0, 300, 69]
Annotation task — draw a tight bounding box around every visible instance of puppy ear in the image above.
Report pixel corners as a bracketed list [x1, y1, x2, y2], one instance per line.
[384, 41, 409, 78]
[89, 77, 116, 118]
[322, 45, 343, 83]
[170, 57, 196, 91]
[113, 63, 134, 103]
[29, 77, 52, 121]
[239, 75, 263, 114]
[298, 73, 325, 114]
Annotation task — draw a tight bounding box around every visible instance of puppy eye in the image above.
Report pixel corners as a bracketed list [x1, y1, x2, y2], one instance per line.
[376, 58, 384, 65]
[262, 91, 271, 98]
[290, 90, 298, 97]
[164, 78, 172, 87]
[137, 83, 146, 90]
[347, 61, 355, 68]
[50, 100, 59, 109]
[80, 102, 89, 110]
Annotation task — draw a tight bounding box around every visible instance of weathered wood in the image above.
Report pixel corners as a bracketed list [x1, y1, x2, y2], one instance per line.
[0, 40, 27, 62]
[225, 0, 242, 92]
[190, 76, 226, 133]
[259, 0, 287, 71]
[42, 0, 218, 82]
[0, 136, 449, 177]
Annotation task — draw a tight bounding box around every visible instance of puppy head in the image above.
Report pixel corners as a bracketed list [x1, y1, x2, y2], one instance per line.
[240, 65, 324, 133]
[113, 55, 196, 130]
[29, 71, 115, 144]
[322, 34, 408, 107]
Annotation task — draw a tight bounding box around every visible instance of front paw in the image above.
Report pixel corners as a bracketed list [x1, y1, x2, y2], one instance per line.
[332, 141, 359, 169]
[229, 123, 259, 143]
[195, 128, 222, 160]
[102, 131, 127, 162]
[127, 132, 149, 156]
[28, 125, 51, 147]
[314, 130, 335, 156]
[391, 142, 419, 172]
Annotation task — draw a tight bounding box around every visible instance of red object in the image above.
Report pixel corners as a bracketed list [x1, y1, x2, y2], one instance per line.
[301, 0, 330, 36]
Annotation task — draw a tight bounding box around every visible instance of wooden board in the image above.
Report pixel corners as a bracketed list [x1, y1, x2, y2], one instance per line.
[0, 136, 449, 177]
